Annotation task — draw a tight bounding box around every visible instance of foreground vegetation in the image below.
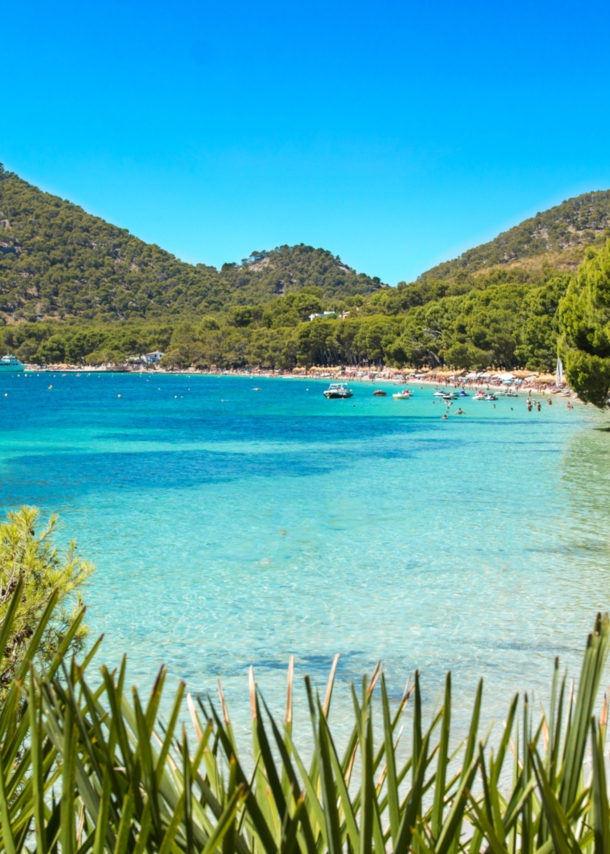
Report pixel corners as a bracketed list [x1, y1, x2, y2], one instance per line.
[0, 507, 92, 700]
[0, 507, 609, 852]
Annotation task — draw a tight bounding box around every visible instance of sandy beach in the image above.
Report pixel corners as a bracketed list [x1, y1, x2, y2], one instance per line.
[26, 362, 577, 399]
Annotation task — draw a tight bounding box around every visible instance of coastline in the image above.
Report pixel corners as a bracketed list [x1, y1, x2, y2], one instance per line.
[23, 363, 576, 398]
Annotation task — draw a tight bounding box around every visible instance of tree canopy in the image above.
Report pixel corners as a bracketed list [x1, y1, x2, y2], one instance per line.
[559, 240, 610, 407]
[0, 268, 573, 372]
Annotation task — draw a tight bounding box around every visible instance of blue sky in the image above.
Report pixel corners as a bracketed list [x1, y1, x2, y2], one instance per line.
[2, 0, 610, 284]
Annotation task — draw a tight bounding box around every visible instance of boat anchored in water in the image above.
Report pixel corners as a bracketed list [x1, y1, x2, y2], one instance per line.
[0, 355, 24, 373]
[373, 389, 387, 396]
[323, 383, 353, 399]
[392, 389, 412, 400]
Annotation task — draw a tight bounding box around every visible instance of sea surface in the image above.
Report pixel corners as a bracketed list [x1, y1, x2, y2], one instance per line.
[0, 371, 609, 742]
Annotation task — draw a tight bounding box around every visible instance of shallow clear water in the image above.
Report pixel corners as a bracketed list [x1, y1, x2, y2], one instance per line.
[0, 371, 609, 740]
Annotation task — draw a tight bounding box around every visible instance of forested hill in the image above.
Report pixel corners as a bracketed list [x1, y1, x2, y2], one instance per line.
[419, 190, 610, 281]
[3, 162, 610, 375]
[221, 245, 383, 301]
[0, 165, 384, 322]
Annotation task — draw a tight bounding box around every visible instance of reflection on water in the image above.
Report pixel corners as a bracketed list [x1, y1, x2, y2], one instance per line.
[0, 372, 608, 741]
[561, 427, 610, 569]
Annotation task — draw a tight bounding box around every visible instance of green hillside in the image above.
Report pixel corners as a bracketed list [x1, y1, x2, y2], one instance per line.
[419, 190, 610, 281]
[0, 165, 384, 323]
[2, 163, 608, 375]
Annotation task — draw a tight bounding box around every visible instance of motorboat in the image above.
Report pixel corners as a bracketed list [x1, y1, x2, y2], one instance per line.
[442, 392, 458, 400]
[485, 393, 498, 401]
[502, 390, 518, 397]
[373, 389, 387, 396]
[433, 391, 447, 397]
[473, 391, 487, 400]
[323, 383, 353, 399]
[392, 390, 412, 400]
[0, 354, 24, 372]
[458, 390, 469, 397]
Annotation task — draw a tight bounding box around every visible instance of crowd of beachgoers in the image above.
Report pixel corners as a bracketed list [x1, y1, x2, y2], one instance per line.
[279, 366, 570, 394]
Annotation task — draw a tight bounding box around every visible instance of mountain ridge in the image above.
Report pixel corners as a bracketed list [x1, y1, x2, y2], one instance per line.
[418, 190, 610, 281]
[3, 163, 610, 323]
[0, 164, 385, 323]
[3, 161, 610, 377]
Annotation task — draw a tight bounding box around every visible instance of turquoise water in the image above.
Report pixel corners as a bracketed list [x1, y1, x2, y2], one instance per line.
[0, 371, 609, 739]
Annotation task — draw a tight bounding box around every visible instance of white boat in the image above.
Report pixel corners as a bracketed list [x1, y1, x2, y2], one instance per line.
[433, 391, 446, 397]
[473, 391, 487, 400]
[556, 357, 564, 386]
[392, 390, 412, 400]
[442, 392, 458, 400]
[0, 355, 24, 373]
[485, 393, 498, 401]
[323, 383, 353, 399]
[502, 390, 518, 397]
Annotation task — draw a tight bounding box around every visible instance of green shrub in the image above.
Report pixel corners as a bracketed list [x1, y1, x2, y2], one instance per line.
[0, 506, 92, 699]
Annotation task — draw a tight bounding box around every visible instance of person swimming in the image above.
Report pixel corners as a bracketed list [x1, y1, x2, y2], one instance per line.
[456, 408, 465, 414]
